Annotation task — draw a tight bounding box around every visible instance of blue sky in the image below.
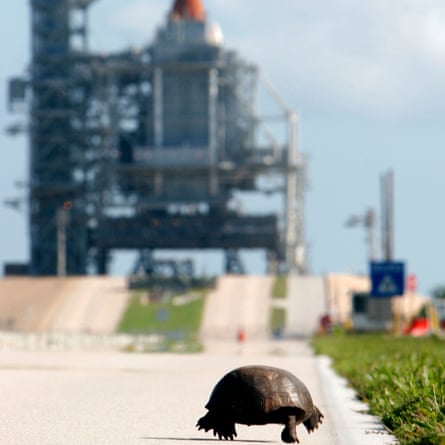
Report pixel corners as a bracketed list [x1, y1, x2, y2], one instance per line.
[1, 0, 445, 294]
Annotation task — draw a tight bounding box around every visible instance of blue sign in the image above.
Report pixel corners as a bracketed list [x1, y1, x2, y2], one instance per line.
[370, 261, 405, 298]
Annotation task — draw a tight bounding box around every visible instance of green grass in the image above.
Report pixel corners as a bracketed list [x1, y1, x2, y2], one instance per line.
[271, 275, 287, 336]
[270, 307, 286, 335]
[312, 334, 445, 445]
[118, 290, 205, 352]
[272, 275, 287, 298]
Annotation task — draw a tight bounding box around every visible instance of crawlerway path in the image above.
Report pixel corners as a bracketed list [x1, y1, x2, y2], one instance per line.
[0, 339, 397, 445]
[0, 275, 397, 444]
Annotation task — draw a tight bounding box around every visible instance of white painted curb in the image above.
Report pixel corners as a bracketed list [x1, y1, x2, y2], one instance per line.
[317, 355, 398, 445]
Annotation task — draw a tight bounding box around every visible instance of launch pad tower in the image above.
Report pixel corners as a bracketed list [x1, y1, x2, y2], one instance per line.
[8, 0, 307, 276]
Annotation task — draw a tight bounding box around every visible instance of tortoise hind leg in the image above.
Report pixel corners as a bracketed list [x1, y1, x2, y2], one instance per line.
[303, 406, 324, 433]
[281, 415, 299, 443]
[197, 411, 237, 440]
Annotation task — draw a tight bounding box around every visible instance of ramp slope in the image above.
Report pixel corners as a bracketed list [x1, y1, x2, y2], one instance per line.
[286, 275, 327, 337]
[0, 276, 129, 333]
[200, 275, 273, 341]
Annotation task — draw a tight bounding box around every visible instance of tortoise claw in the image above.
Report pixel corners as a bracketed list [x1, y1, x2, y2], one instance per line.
[216, 429, 236, 440]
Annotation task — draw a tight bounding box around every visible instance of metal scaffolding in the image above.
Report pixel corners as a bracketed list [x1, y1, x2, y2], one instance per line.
[7, 0, 307, 276]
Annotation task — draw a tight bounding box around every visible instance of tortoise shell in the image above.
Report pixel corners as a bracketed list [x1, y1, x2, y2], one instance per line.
[197, 365, 323, 443]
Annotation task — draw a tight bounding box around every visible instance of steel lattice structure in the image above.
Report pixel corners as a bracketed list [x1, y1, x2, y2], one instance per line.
[8, 0, 307, 276]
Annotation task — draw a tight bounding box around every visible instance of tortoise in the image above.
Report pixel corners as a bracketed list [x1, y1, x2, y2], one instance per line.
[196, 365, 323, 443]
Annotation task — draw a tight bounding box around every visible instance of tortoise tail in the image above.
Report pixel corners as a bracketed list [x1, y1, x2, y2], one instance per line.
[196, 412, 237, 440]
[303, 406, 324, 433]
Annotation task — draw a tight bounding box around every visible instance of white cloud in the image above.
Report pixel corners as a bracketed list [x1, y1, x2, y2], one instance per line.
[261, 0, 445, 117]
[416, 8, 445, 65]
[90, 0, 167, 50]
[107, 0, 167, 36]
[91, 0, 445, 118]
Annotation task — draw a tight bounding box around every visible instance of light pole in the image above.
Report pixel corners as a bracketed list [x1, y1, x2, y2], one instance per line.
[56, 206, 71, 277]
[381, 170, 394, 262]
[345, 207, 377, 261]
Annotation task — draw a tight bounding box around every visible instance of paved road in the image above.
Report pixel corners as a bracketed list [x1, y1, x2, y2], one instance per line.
[0, 340, 396, 445]
[0, 277, 72, 331]
[285, 275, 327, 337]
[200, 275, 273, 341]
[0, 276, 397, 444]
[0, 277, 129, 334]
[45, 277, 129, 333]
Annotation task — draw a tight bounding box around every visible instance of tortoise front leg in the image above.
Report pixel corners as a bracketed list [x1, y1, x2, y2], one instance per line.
[281, 415, 299, 443]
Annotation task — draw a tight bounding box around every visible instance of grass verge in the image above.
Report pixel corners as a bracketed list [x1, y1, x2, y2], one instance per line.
[312, 334, 445, 445]
[272, 275, 287, 299]
[118, 290, 205, 352]
[270, 275, 287, 336]
[270, 307, 286, 337]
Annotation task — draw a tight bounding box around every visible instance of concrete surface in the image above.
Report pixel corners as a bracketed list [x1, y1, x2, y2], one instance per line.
[200, 275, 273, 340]
[0, 340, 397, 445]
[285, 275, 327, 337]
[0, 277, 129, 333]
[317, 355, 396, 445]
[0, 275, 398, 444]
[0, 277, 72, 331]
[44, 277, 129, 333]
